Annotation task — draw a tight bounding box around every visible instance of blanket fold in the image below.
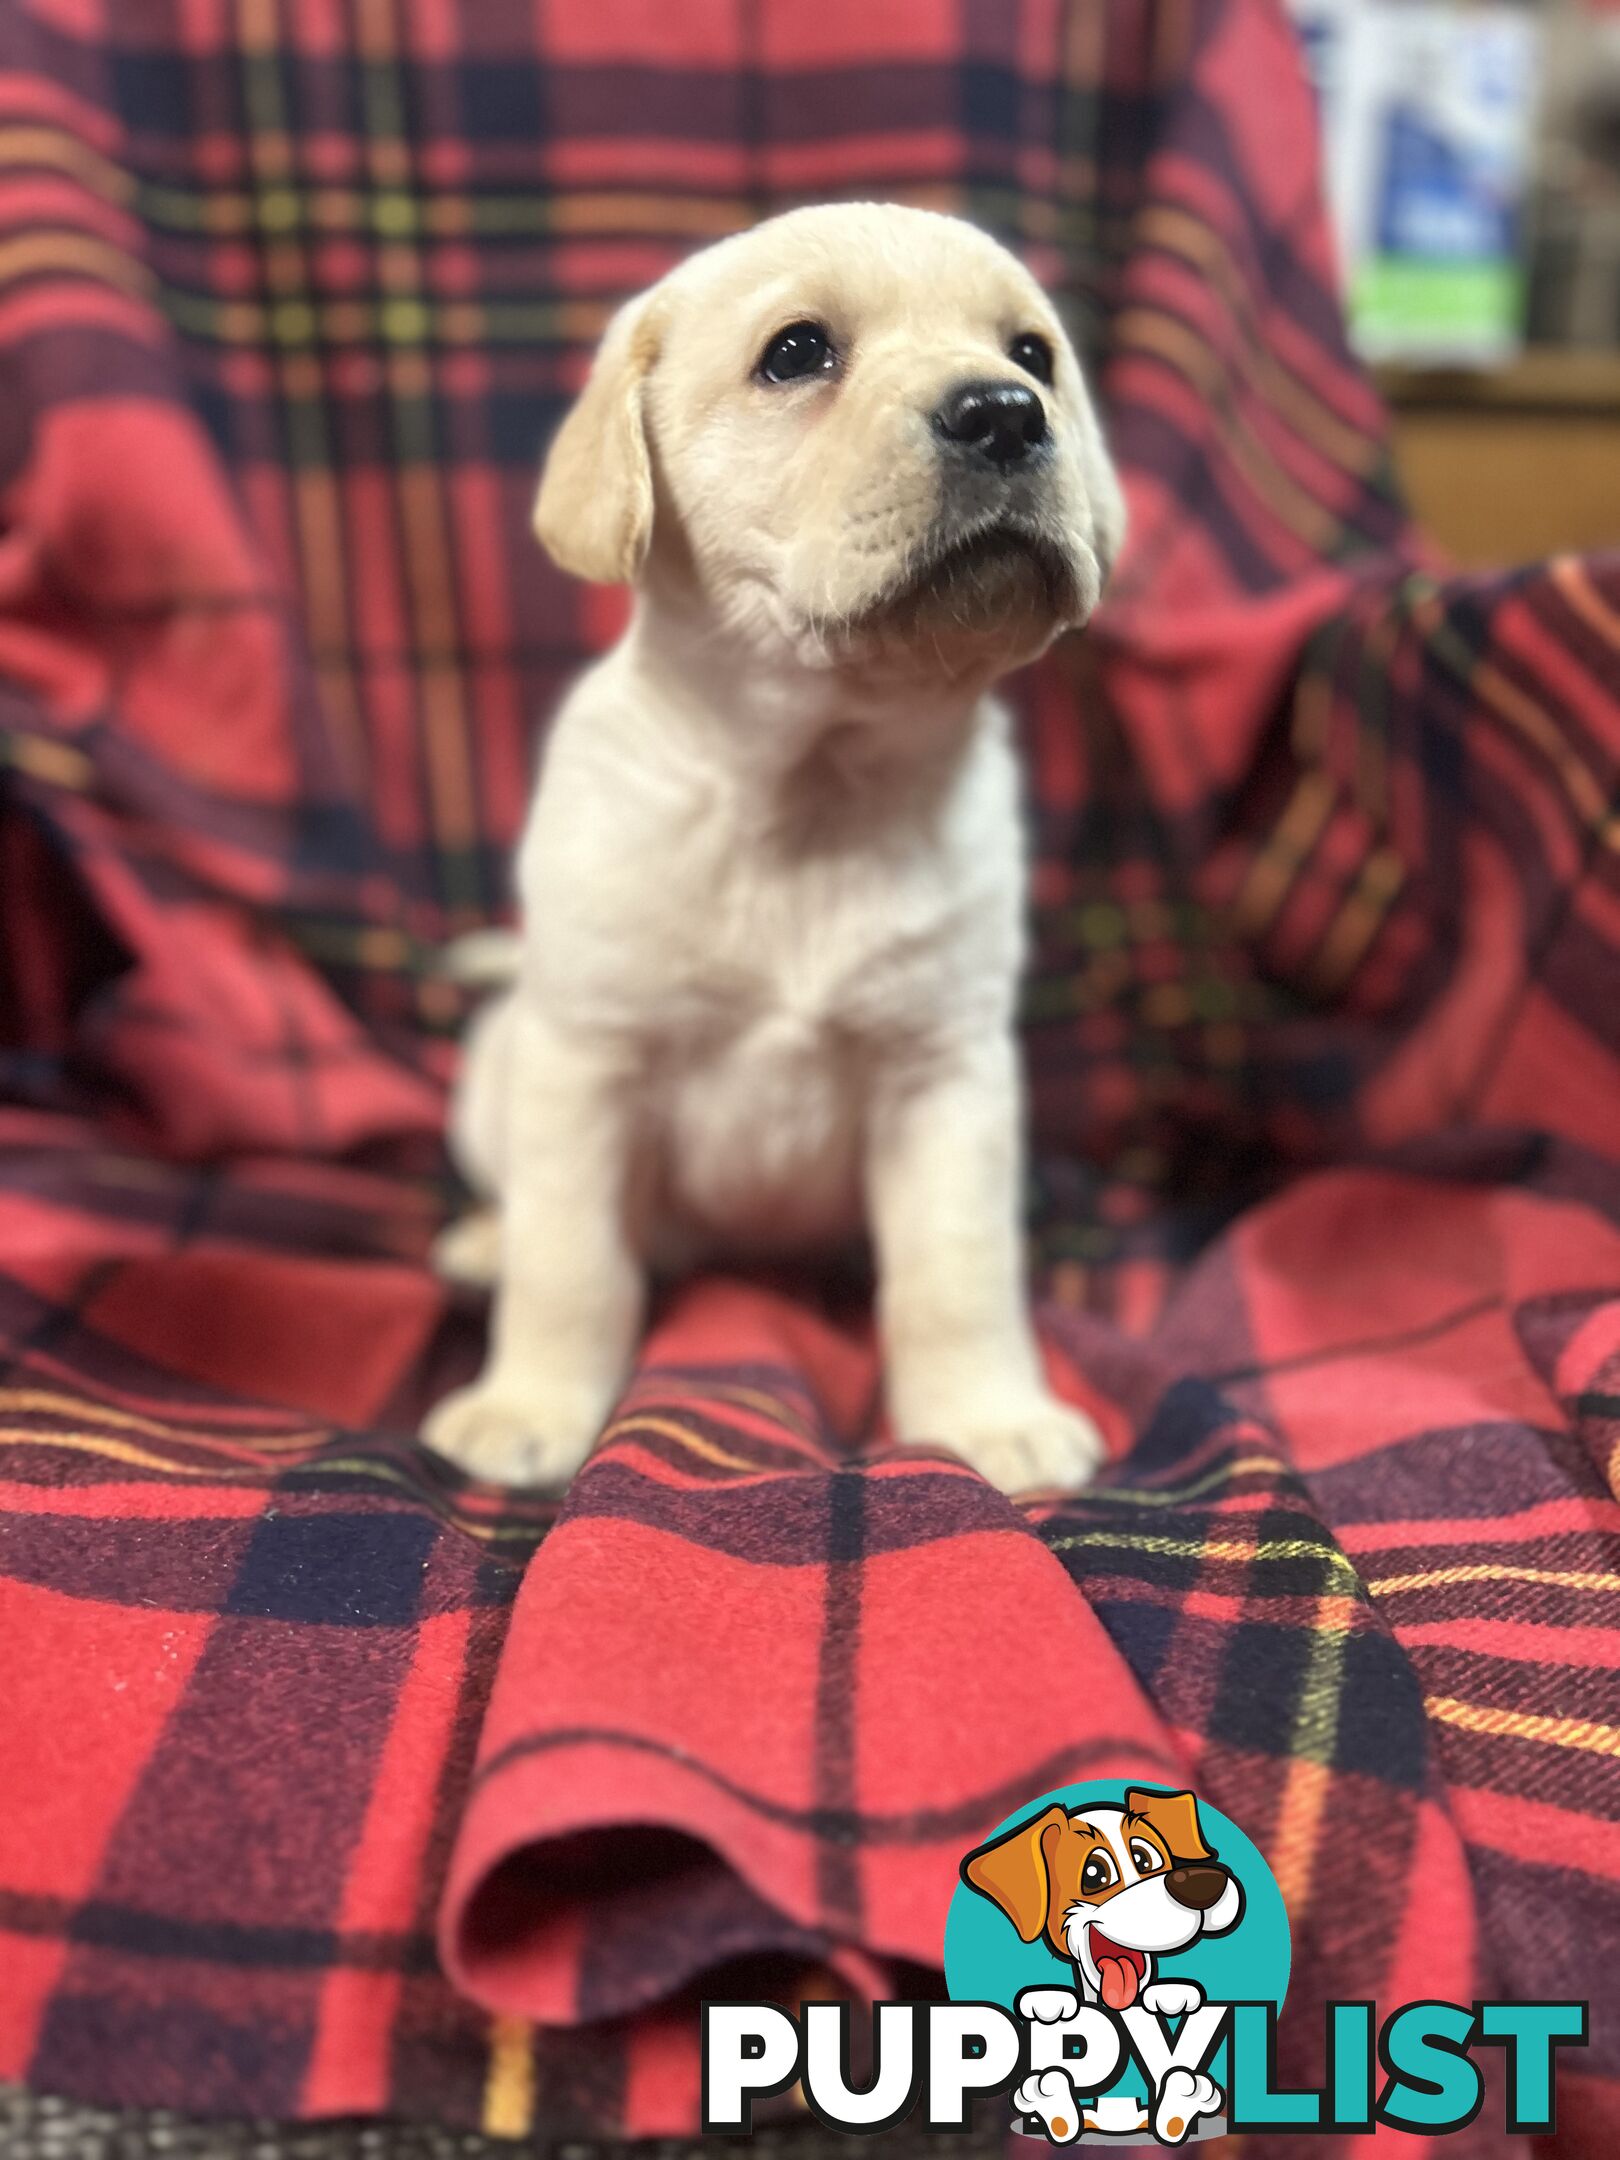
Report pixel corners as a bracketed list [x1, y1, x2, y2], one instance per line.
[440, 1282, 1181, 2030]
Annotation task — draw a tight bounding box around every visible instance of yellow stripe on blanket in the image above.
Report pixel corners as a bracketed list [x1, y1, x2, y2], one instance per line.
[1425, 1694, 1620, 1759]
[483, 2014, 537, 2138]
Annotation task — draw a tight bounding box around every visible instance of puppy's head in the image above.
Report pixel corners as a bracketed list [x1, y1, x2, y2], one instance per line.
[962, 1788, 1243, 2010]
[535, 203, 1124, 678]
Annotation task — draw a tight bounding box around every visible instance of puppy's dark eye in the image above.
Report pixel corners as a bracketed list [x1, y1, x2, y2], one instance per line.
[757, 320, 836, 384]
[1009, 332, 1054, 385]
[1129, 1841, 1163, 1876]
[1080, 1851, 1117, 1896]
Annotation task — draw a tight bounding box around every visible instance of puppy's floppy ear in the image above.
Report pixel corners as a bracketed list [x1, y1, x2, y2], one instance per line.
[1089, 442, 1127, 594]
[534, 290, 664, 584]
[1052, 302, 1126, 601]
[961, 1803, 1070, 1942]
[1124, 1787, 1214, 1865]
[1078, 406, 1126, 596]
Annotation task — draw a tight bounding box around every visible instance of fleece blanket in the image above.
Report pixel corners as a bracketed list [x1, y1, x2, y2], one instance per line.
[0, 0, 1616, 2151]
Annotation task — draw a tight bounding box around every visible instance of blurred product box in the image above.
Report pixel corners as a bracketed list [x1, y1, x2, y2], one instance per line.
[1531, 0, 1620, 347]
[1289, 0, 1543, 364]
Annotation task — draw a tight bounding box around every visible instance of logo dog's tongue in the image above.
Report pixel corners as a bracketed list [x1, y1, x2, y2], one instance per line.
[1091, 1932, 1143, 2009]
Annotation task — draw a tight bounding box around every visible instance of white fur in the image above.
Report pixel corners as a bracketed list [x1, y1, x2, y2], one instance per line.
[421, 204, 1124, 1496]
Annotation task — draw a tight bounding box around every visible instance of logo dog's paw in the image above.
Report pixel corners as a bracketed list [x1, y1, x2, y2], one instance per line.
[1154, 2067, 1222, 2145]
[1013, 2068, 1081, 2143]
[1141, 1979, 1204, 2018]
[1014, 1985, 1081, 2025]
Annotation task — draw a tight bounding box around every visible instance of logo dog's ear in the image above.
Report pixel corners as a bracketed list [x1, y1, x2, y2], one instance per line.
[961, 1803, 1070, 1942]
[1124, 1787, 1215, 1864]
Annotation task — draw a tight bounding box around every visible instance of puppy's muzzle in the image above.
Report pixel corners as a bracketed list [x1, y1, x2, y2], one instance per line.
[1165, 1865, 1230, 1912]
[933, 379, 1047, 468]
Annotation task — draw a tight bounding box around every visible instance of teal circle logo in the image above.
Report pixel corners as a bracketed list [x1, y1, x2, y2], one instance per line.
[944, 1782, 1289, 2141]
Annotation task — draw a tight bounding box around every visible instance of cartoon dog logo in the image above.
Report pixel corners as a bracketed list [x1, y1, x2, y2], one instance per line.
[961, 1786, 1244, 2143]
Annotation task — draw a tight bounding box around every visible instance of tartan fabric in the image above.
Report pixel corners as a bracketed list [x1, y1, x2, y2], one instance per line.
[0, 0, 1617, 2151]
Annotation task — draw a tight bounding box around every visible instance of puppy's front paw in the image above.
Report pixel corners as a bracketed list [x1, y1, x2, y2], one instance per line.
[930, 1394, 1105, 1497]
[420, 1380, 605, 1489]
[1142, 1979, 1204, 2019]
[1015, 1986, 1081, 2026]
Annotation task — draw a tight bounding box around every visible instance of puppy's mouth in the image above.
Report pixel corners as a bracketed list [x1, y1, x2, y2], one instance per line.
[1088, 1927, 1147, 2011]
[867, 519, 1080, 635]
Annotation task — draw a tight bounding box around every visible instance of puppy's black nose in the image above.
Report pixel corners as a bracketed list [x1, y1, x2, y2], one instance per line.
[933, 379, 1047, 466]
[1165, 1865, 1229, 1912]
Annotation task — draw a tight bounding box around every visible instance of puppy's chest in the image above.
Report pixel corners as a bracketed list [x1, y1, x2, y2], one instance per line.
[653, 843, 965, 1051]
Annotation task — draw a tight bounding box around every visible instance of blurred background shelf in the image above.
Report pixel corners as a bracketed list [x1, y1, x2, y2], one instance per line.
[1287, 0, 1620, 567]
[1378, 346, 1620, 566]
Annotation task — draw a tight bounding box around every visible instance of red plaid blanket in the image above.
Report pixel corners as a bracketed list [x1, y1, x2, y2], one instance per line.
[1, 0, 1616, 2151]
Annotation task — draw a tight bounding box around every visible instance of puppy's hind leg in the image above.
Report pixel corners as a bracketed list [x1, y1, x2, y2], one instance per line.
[431, 1206, 502, 1287]
[430, 986, 515, 1290]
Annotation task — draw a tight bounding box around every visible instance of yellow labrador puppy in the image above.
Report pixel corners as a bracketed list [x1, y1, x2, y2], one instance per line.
[423, 202, 1124, 1496]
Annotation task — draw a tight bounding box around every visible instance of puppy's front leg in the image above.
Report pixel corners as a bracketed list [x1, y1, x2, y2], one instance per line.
[868, 1035, 1104, 1496]
[422, 1004, 642, 1488]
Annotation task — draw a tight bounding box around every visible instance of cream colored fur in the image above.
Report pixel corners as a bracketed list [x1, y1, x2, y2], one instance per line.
[421, 203, 1124, 1495]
